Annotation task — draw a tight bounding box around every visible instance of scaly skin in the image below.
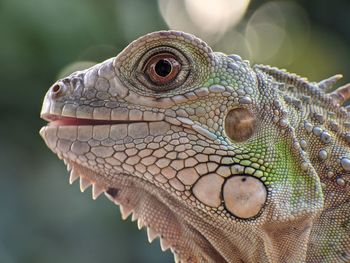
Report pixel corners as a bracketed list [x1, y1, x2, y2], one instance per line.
[40, 31, 350, 263]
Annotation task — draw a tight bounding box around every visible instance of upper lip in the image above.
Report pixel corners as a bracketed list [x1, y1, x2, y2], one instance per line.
[41, 114, 144, 126]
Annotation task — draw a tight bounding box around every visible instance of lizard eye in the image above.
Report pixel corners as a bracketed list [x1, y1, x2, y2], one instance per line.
[134, 47, 191, 92]
[145, 53, 181, 85]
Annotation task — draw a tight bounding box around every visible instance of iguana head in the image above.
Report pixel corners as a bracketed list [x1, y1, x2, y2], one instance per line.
[40, 31, 326, 262]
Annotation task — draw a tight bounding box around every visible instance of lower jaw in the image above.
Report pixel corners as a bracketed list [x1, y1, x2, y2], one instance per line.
[40, 127, 238, 261]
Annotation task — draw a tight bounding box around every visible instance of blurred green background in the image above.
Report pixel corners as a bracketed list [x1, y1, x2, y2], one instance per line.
[0, 0, 349, 262]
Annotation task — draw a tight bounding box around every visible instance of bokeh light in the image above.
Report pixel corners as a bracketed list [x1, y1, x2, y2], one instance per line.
[158, 0, 250, 43]
[184, 0, 250, 34]
[244, 1, 310, 64]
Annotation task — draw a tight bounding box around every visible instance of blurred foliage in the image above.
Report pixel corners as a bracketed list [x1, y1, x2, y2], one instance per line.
[0, 0, 349, 262]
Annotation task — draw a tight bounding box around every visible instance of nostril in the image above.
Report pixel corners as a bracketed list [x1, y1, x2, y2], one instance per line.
[50, 83, 64, 98]
[52, 84, 61, 93]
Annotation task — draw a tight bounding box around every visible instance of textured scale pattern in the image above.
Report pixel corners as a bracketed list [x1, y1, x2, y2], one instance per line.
[40, 31, 350, 263]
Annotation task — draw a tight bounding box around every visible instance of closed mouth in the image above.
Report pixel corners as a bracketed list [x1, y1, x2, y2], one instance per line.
[41, 114, 144, 126]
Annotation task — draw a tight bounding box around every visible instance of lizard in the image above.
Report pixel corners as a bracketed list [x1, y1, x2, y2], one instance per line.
[39, 30, 350, 263]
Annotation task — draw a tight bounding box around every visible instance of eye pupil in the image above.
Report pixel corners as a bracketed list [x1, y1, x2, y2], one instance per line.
[155, 59, 172, 77]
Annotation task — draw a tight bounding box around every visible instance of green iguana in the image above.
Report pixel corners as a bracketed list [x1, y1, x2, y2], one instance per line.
[40, 31, 350, 263]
